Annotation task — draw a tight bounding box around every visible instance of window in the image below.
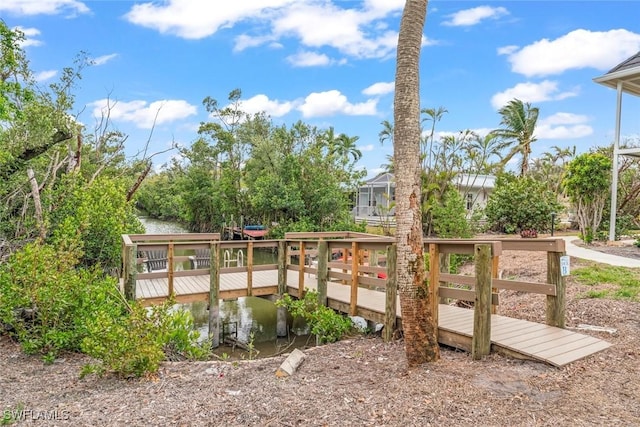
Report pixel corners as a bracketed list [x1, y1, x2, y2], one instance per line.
[466, 193, 474, 210]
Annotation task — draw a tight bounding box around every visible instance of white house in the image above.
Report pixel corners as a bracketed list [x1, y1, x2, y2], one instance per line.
[352, 173, 496, 221]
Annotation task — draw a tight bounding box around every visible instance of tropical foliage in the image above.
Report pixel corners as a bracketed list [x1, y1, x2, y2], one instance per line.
[562, 152, 612, 243]
[485, 174, 562, 235]
[490, 98, 539, 176]
[136, 91, 365, 235]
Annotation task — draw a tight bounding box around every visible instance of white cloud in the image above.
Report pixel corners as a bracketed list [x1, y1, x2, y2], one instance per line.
[503, 29, 640, 77]
[14, 26, 42, 47]
[497, 45, 518, 56]
[537, 112, 593, 139]
[491, 80, 578, 109]
[271, 2, 399, 59]
[358, 144, 375, 152]
[124, 1, 404, 60]
[91, 53, 118, 66]
[34, 70, 57, 82]
[124, 0, 298, 39]
[362, 81, 394, 96]
[469, 128, 493, 138]
[286, 51, 334, 67]
[89, 99, 197, 129]
[239, 94, 293, 117]
[442, 6, 508, 27]
[298, 90, 378, 118]
[1, 0, 89, 16]
[233, 34, 278, 52]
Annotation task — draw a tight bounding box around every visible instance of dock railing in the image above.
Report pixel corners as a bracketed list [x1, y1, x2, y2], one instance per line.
[122, 233, 566, 354]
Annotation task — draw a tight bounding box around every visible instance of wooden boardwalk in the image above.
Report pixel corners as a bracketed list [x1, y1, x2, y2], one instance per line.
[135, 270, 611, 367]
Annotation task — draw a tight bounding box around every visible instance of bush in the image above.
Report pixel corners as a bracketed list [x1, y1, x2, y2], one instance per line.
[81, 302, 210, 378]
[485, 175, 562, 234]
[0, 241, 209, 377]
[431, 187, 472, 238]
[276, 290, 353, 344]
[0, 242, 125, 359]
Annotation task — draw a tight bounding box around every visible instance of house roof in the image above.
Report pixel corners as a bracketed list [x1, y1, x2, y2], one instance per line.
[364, 172, 394, 186]
[593, 51, 640, 97]
[454, 174, 496, 190]
[360, 173, 496, 190]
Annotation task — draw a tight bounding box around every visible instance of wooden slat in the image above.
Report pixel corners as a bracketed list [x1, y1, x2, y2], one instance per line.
[440, 273, 556, 296]
[492, 278, 556, 296]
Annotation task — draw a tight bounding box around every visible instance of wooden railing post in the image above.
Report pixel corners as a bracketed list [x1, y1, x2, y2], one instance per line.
[491, 256, 499, 314]
[546, 251, 566, 328]
[123, 244, 137, 301]
[472, 244, 492, 360]
[167, 242, 174, 297]
[276, 240, 288, 337]
[247, 242, 254, 296]
[428, 244, 440, 329]
[383, 244, 397, 342]
[438, 252, 449, 304]
[209, 242, 221, 348]
[298, 241, 305, 297]
[317, 240, 328, 306]
[350, 241, 359, 316]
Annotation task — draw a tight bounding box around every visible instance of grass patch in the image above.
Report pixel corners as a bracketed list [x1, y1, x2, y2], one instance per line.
[572, 264, 640, 300]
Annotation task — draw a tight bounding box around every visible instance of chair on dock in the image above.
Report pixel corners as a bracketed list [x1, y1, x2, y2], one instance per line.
[189, 249, 211, 269]
[143, 250, 168, 272]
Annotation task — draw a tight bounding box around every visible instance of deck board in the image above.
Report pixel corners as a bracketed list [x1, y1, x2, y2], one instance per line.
[133, 269, 611, 367]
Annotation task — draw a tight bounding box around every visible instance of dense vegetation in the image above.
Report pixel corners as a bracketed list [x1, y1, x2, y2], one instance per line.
[136, 90, 366, 236]
[1, 20, 639, 377]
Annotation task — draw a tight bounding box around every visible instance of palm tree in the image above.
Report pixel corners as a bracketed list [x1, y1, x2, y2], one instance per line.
[393, 0, 438, 366]
[335, 133, 362, 163]
[322, 127, 362, 163]
[421, 106, 448, 172]
[378, 120, 394, 146]
[491, 98, 539, 176]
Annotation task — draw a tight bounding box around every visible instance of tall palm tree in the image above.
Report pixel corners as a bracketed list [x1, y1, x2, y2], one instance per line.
[378, 120, 394, 146]
[393, 0, 438, 366]
[491, 98, 539, 176]
[335, 133, 362, 163]
[421, 106, 448, 172]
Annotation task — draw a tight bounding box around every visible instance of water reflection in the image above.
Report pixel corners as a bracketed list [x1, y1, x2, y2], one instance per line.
[181, 297, 311, 359]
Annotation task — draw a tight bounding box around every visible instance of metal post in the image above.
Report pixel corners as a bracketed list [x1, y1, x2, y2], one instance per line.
[609, 81, 623, 242]
[550, 212, 556, 237]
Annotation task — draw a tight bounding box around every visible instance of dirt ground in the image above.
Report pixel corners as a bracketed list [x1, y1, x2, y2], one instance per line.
[1, 245, 639, 426]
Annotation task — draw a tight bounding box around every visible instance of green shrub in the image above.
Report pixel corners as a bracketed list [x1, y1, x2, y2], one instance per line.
[0, 242, 125, 359]
[0, 241, 209, 377]
[485, 175, 562, 234]
[81, 302, 210, 378]
[276, 290, 353, 344]
[431, 188, 472, 238]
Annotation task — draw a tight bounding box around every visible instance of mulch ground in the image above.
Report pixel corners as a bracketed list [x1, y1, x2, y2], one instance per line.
[1, 248, 639, 426]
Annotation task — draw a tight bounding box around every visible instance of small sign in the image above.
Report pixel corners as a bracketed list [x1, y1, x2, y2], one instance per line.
[560, 255, 570, 276]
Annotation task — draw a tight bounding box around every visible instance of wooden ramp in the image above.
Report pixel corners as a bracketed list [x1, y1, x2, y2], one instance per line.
[134, 270, 611, 367]
[438, 305, 611, 367]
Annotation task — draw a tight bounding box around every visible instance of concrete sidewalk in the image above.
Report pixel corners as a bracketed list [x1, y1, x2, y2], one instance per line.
[560, 236, 640, 268]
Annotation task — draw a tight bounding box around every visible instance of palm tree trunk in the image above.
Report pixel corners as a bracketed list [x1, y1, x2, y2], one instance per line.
[393, 0, 439, 366]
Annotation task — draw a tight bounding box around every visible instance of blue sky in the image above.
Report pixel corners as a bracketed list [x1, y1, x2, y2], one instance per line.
[3, 0, 640, 178]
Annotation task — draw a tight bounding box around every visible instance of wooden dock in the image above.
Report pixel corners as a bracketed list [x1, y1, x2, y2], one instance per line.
[135, 270, 611, 367]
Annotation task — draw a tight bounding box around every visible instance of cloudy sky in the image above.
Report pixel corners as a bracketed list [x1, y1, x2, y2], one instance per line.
[3, 0, 640, 177]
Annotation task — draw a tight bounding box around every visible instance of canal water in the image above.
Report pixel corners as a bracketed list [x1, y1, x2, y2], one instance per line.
[138, 216, 308, 359]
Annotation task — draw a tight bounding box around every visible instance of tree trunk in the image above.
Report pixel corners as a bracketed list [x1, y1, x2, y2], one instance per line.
[393, 0, 439, 366]
[27, 168, 46, 239]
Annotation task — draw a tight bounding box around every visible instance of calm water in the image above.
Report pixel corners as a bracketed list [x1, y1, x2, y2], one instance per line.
[138, 216, 189, 234]
[138, 216, 294, 358]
